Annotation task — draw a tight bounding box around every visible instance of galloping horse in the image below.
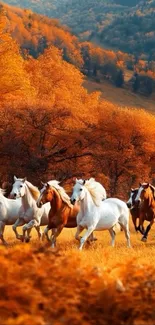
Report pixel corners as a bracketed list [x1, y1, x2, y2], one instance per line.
[127, 187, 152, 233]
[0, 188, 22, 244]
[36, 180, 102, 247]
[135, 183, 155, 241]
[10, 176, 50, 242]
[71, 178, 130, 250]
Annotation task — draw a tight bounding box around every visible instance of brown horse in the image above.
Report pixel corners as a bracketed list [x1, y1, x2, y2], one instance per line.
[135, 183, 155, 241]
[37, 181, 96, 247]
[126, 188, 151, 232]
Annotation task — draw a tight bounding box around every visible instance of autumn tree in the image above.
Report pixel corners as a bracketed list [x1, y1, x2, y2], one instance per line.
[0, 7, 35, 102]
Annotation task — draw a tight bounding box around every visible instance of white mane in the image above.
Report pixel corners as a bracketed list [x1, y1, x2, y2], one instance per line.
[48, 180, 72, 208]
[25, 181, 40, 201]
[78, 178, 106, 206]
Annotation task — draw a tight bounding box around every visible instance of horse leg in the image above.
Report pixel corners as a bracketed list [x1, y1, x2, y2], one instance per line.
[141, 218, 154, 242]
[12, 218, 25, 241]
[34, 225, 43, 241]
[87, 232, 97, 242]
[131, 213, 138, 232]
[120, 223, 131, 248]
[79, 226, 95, 250]
[43, 225, 51, 241]
[75, 225, 84, 241]
[137, 211, 145, 235]
[109, 228, 116, 247]
[51, 226, 63, 248]
[22, 220, 39, 242]
[0, 221, 7, 245]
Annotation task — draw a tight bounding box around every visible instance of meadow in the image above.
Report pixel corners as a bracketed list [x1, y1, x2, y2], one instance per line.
[1, 221, 155, 325]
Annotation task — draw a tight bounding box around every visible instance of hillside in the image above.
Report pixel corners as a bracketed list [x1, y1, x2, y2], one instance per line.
[2, 0, 155, 60]
[83, 78, 155, 114]
[1, 0, 140, 38]
[0, 2, 83, 67]
[100, 0, 155, 60]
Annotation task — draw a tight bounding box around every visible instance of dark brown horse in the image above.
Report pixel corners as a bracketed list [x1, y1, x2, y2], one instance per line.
[37, 181, 96, 247]
[135, 183, 155, 241]
[127, 187, 154, 233]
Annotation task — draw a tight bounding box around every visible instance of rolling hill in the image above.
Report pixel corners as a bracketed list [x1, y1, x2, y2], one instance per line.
[2, 0, 155, 60]
[100, 0, 155, 60]
[1, 0, 141, 38]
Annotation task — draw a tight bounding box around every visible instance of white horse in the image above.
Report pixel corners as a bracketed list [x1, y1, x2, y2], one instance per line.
[0, 189, 22, 244]
[10, 176, 50, 242]
[70, 178, 130, 250]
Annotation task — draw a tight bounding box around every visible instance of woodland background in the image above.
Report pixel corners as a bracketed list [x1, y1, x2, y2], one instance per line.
[0, 2, 155, 325]
[0, 2, 155, 199]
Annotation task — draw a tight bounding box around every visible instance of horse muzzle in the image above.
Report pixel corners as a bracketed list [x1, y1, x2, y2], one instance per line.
[126, 202, 132, 209]
[70, 198, 76, 205]
[10, 193, 19, 199]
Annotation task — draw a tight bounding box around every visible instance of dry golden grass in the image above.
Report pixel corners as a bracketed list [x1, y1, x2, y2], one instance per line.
[4, 219, 155, 268]
[1, 220, 155, 324]
[83, 79, 155, 114]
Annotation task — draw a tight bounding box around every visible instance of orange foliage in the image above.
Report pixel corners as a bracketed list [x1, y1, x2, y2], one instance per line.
[0, 5, 155, 197]
[0, 243, 155, 324]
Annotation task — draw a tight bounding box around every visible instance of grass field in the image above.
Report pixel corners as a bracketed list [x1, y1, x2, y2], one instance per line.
[83, 79, 155, 114]
[1, 221, 155, 324]
[4, 220, 155, 267]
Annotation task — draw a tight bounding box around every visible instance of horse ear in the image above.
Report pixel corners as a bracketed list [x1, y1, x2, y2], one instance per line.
[14, 176, 17, 182]
[146, 183, 149, 188]
[22, 177, 27, 183]
[139, 182, 142, 187]
[46, 183, 50, 188]
[83, 180, 86, 185]
[131, 188, 134, 192]
[41, 181, 45, 186]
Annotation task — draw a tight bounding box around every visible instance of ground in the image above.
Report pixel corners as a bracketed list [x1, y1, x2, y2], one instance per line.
[4, 219, 155, 267]
[1, 221, 155, 324]
[83, 78, 155, 114]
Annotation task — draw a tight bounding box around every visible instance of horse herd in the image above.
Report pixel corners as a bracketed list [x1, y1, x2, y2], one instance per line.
[0, 176, 154, 249]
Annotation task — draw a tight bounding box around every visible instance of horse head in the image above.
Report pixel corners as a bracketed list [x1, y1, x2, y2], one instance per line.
[37, 183, 54, 208]
[126, 188, 139, 209]
[70, 179, 86, 205]
[135, 182, 155, 203]
[10, 176, 27, 199]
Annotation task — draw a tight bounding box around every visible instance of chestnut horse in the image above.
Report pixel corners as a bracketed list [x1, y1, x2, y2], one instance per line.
[135, 183, 155, 241]
[37, 181, 97, 247]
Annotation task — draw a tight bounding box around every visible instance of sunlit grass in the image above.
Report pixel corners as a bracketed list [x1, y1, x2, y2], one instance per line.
[4, 219, 155, 268]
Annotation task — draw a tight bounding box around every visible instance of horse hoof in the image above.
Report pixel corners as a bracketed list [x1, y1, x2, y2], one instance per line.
[141, 237, 147, 242]
[25, 237, 30, 243]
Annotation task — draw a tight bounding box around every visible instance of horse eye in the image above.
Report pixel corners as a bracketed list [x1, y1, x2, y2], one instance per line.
[80, 189, 82, 191]
[20, 185, 23, 188]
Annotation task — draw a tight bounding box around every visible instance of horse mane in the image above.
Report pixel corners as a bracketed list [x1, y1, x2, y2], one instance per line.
[81, 178, 106, 206]
[140, 183, 155, 200]
[48, 180, 72, 208]
[25, 181, 40, 201]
